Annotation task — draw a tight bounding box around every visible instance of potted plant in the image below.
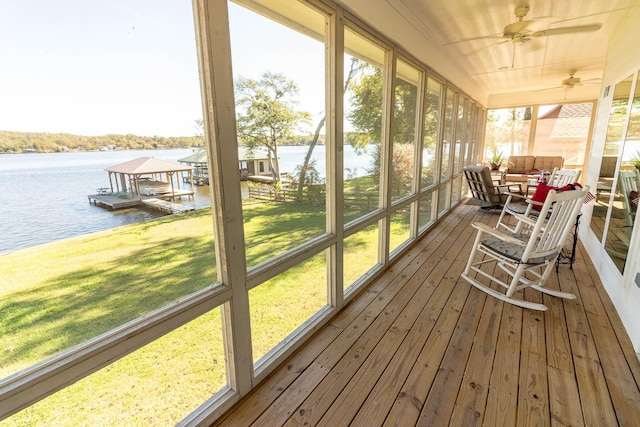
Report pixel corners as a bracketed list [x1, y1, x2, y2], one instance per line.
[632, 150, 640, 170]
[488, 149, 505, 170]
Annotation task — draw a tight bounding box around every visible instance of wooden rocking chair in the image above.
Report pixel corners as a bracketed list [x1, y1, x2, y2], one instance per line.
[461, 185, 589, 311]
[463, 165, 523, 210]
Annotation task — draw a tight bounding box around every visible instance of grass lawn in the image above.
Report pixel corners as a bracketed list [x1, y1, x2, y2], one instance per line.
[0, 192, 407, 425]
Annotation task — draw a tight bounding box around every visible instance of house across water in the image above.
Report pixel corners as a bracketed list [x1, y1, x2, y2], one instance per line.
[178, 147, 274, 185]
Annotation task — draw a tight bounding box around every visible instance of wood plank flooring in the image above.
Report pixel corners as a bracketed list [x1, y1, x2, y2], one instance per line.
[212, 202, 640, 426]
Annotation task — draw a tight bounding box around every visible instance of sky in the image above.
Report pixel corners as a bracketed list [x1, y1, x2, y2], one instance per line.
[0, 1, 326, 137]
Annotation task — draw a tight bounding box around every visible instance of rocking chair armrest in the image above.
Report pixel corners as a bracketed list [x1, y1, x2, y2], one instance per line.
[512, 214, 538, 227]
[525, 198, 544, 207]
[471, 222, 527, 245]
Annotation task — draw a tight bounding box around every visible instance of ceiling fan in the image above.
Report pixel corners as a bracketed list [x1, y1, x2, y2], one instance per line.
[453, 5, 602, 69]
[552, 70, 601, 89]
[562, 70, 583, 88]
[534, 70, 602, 98]
[500, 5, 602, 46]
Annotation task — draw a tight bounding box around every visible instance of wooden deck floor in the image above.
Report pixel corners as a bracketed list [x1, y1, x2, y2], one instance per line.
[213, 202, 640, 426]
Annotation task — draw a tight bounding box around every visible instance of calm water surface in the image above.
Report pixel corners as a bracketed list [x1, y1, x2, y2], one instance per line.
[0, 146, 372, 254]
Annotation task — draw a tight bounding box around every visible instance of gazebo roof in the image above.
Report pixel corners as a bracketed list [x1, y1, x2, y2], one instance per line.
[178, 147, 270, 165]
[105, 157, 192, 175]
[178, 150, 208, 165]
[238, 147, 269, 161]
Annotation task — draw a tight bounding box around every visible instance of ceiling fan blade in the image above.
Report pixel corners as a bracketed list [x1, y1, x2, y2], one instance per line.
[503, 20, 536, 36]
[444, 33, 504, 46]
[520, 38, 544, 53]
[532, 23, 602, 37]
[534, 85, 564, 92]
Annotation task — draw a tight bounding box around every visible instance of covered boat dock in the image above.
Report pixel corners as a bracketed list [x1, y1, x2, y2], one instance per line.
[88, 157, 195, 214]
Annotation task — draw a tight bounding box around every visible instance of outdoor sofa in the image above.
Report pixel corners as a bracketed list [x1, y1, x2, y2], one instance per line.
[504, 155, 564, 184]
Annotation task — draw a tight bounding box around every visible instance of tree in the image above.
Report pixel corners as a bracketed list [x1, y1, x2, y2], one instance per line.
[347, 60, 418, 190]
[347, 61, 385, 149]
[235, 72, 311, 183]
[295, 57, 360, 201]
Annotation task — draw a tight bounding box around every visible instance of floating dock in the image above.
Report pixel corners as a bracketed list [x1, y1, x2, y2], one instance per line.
[141, 198, 195, 214]
[88, 194, 141, 210]
[88, 194, 194, 215]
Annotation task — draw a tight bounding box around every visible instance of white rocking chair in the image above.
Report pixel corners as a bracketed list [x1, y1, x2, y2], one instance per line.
[618, 170, 638, 228]
[461, 185, 589, 311]
[496, 168, 582, 234]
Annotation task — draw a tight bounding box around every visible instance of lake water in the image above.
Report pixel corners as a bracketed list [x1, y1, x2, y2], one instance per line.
[0, 145, 372, 254]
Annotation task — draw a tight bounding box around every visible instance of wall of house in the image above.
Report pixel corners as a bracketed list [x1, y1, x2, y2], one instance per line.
[581, 6, 640, 353]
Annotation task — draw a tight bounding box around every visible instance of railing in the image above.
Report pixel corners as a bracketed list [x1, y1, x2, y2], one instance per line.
[248, 184, 378, 210]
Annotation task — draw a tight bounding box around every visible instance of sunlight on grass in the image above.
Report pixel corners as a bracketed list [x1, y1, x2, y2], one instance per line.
[249, 250, 328, 364]
[1, 197, 386, 424]
[6, 308, 225, 426]
[389, 205, 412, 253]
[243, 201, 326, 267]
[0, 209, 217, 378]
[344, 223, 379, 291]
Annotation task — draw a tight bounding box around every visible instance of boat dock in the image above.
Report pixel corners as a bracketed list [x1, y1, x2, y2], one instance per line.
[140, 198, 195, 214]
[88, 194, 194, 215]
[88, 194, 141, 210]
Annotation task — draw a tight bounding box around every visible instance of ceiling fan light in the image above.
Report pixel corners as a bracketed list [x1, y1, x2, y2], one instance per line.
[503, 21, 532, 37]
[562, 76, 581, 87]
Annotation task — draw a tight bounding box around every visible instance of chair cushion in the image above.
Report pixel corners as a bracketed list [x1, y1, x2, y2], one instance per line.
[480, 236, 558, 264]
[464, 165, 503, 205]
[504, 201, 539, 216]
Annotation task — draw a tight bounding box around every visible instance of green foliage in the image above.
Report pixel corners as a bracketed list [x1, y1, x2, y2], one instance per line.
[484, 107, 532, 159]
[392, 76, 418, 145]
[489, 148, 505, 164]
[235, 72, 312, 182]
[0, 131, 204, 154]
[293, 158, 322, 186]
[347, 62, 384, 148]
[423, 90, 441, 151]
[346, 60, 418, 194]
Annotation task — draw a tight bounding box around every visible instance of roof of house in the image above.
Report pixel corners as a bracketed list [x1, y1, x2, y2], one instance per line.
[178, 147, 270, 165]
[539, 103, 593, 139]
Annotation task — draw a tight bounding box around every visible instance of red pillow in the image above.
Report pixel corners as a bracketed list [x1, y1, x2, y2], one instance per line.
[530, 182, 557, 211]
[530, 182, 583, 211]
[630, 190, 639, 213]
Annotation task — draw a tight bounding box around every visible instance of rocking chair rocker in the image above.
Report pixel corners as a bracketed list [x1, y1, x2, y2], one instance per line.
[461, 185, 589, 311]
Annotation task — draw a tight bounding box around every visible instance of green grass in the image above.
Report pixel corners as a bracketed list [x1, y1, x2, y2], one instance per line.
[0, 196, 408, 425]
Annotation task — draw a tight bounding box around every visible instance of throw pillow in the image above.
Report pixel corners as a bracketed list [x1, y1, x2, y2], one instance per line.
[630, 190, 639, 213]
[530, 182, 556, 211]
[530, 182, 583, 211]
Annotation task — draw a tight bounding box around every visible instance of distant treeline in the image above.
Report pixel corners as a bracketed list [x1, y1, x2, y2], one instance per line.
[0, 131, 327, 154]
[0, 131, 205, 154]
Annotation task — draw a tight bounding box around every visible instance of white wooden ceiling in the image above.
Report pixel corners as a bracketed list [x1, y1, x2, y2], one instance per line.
[338, 0, 640, 105]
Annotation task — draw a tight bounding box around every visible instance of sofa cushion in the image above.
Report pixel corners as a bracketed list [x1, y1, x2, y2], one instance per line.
[507, 155, 535, 173]
[533, 156, 563, 172]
